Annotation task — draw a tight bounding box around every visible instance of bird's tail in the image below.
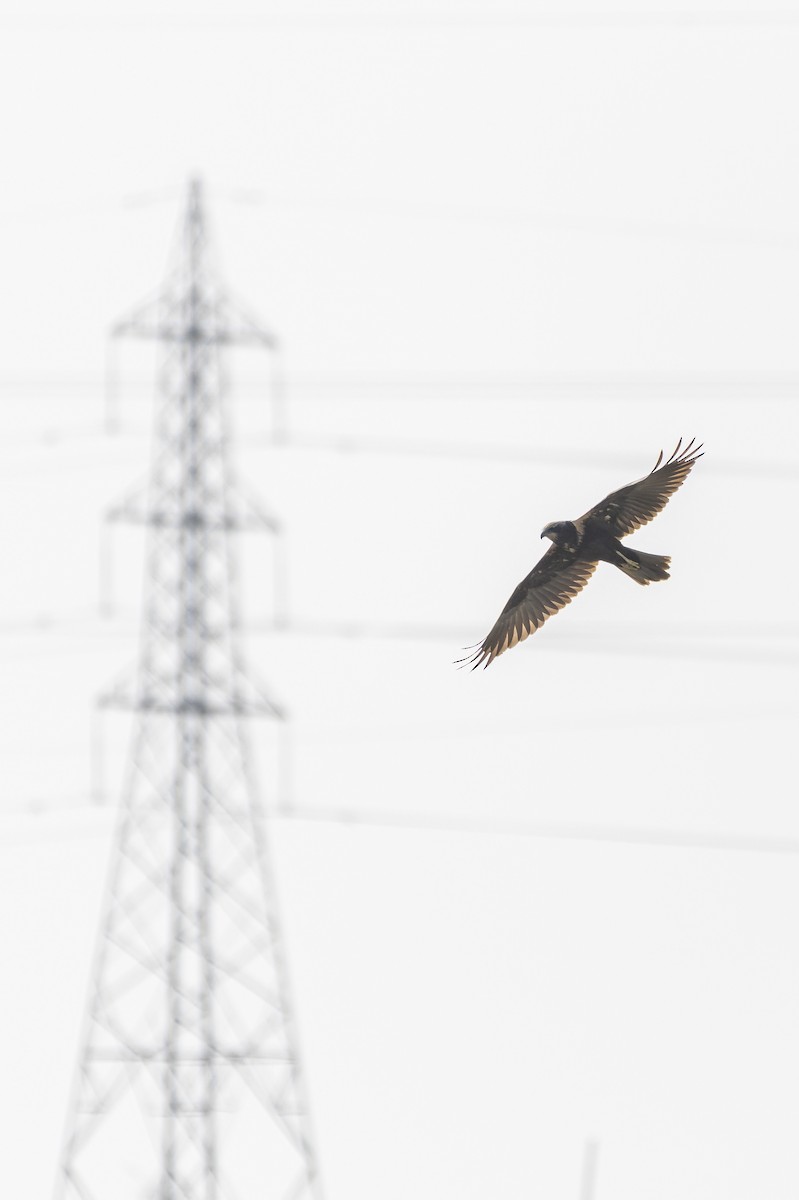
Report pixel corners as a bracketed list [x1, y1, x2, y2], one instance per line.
[615, 548, 671, 585]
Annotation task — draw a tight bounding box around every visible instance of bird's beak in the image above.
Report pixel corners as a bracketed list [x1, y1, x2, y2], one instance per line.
[540, 531, 545, 539]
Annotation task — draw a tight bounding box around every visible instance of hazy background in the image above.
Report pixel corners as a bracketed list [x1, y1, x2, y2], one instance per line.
[2, 2, 799, 1197]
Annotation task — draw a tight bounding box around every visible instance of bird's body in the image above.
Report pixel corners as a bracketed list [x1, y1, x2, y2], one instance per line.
[462, 439, 703, 669]
[545, 516, 670, 581]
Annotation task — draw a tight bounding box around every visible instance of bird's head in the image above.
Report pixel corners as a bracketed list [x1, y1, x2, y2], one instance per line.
[540, 520, 578, 547]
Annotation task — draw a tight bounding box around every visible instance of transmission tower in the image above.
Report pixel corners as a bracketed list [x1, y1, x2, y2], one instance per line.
[56, 179, 322, 1200]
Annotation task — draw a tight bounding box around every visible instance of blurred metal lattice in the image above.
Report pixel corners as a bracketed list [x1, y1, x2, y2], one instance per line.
[55, 179, 322, 1200]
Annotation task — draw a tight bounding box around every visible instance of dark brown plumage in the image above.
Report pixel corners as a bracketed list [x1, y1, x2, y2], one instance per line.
[460, 439, 703, 669]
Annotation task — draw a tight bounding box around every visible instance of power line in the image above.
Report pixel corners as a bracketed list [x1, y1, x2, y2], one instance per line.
[0, 186, 179, 226]
[3, 368, 799, 400]
[223, 187, 799, 251]
[1, 416, 796, 486]
[0, 812, 113, 847]
[261, 618, 799, 668]
[0, 388, 795, 486]
[0, 421, 107, 449]
[0, 453, 141, 482]
[10, 440, 792, 486]
[7, 797, 799, 860]
[3, 10, 799, 30]
[4, 698, 794, 818]
[255, 431, 799, 481]
[280, 804, 799, 858]
[1, 176, 796, 252]
[288, 706, 796, 743]
[2, 611, 796, 640]
[0, 615, 796, 668]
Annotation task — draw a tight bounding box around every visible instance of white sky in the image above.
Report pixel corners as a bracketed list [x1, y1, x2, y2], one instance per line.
[1, 3, 799, 1198]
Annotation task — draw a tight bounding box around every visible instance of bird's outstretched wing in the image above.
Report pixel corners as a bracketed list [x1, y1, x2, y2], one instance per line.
[459, 545, 597, 669]
[581, 437, 703, 539]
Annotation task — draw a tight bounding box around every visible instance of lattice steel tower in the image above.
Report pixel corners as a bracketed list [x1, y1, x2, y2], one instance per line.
[56, 179, 322, 1200]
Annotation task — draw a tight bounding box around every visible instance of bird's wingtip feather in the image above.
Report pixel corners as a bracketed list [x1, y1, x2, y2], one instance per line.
[656, 437, 704, 471]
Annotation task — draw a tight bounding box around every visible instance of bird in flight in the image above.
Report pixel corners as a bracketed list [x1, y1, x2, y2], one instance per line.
[460, 438, 703, 669]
